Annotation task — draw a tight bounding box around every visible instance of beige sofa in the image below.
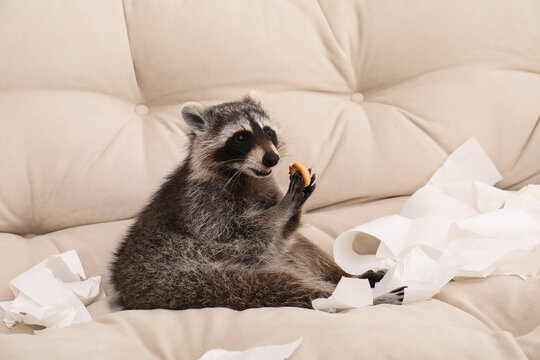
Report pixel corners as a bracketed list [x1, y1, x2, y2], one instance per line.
[1, 1, 539, 358]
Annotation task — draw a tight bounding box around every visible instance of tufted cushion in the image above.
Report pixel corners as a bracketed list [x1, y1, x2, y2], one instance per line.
[1, 0, 539, 358]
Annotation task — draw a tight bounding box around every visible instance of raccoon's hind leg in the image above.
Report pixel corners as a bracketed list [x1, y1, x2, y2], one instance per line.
[282, 236, 388, 287]
[282, 234, 348, 284]
[119, 263, 335, 310]
[283, 236, 404, 305]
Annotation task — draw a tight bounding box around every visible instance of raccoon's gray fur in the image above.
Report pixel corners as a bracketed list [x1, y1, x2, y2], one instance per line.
[110, 92, 405, 310]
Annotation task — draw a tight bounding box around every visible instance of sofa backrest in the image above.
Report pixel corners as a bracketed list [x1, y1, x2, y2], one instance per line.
[1, 0, 539, 235]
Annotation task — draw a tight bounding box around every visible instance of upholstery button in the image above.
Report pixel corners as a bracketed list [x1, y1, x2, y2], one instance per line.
[135, 104, 149, 116]
[350, 92, 365, 103]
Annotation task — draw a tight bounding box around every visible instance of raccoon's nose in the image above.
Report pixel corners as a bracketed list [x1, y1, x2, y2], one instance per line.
[262, 152, 280, 167]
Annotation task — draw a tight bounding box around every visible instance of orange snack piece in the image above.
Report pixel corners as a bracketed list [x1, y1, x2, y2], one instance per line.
[289, 161, 311, 187]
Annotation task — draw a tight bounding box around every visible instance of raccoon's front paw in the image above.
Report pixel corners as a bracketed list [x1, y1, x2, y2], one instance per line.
[286, 170, 316, 210]
[285, 171, 305, 209]
[373, 286, 407, 305]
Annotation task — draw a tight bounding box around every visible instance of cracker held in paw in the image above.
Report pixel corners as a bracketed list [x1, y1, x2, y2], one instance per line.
[289, 161, 311, 187]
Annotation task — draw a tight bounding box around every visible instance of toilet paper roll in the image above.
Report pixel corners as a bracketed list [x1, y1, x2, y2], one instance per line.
[321, 139, 540, 311]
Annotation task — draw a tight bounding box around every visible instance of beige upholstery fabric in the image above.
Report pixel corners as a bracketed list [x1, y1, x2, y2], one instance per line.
[1, 0, 539, 358]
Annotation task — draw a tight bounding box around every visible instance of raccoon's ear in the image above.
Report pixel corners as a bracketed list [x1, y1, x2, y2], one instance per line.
[247, 90, 263, 106]
[181, 102, 208, 133]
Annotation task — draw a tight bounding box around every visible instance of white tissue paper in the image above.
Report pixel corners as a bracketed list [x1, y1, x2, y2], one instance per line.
[311, 278, 373, 312]
[198, 337, 303, 360]
[0, 250, 104, 329]
[314, 138, 540, 311]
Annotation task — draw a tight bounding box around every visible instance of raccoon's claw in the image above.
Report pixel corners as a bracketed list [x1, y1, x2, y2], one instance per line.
[373, 286, 407, 306]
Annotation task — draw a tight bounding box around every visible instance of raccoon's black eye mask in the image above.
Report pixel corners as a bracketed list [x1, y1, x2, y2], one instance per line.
[226, 130, 252, 154]
[263, 126, 278, 147]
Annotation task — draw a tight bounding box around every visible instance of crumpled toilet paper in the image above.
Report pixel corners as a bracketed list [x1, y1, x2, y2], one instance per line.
[198, 337, 302, 360]
[0, 250, 104, 329]
[314, 138, 540, 311]
[311, 278, 373, 312]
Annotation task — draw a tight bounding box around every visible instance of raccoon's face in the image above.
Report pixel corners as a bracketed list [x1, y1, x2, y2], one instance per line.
[181, 92, 281, 179]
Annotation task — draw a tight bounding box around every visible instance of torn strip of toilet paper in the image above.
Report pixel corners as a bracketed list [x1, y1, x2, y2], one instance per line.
[0, 250, 104, 329]
[198, 337, 303, 360]
[314, 138, 540, 311]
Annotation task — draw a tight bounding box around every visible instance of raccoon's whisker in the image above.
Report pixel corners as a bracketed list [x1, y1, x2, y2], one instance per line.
[230, 165, 249, 189]
[221, 174, 240, 194]
[276, 148, 289, 158]
[221, 166, 245, 192]
[213, 165, 245, 178]
[212, 160, 247, 176]
[221, 164, 247, 191]
[218, 158, 245, 165]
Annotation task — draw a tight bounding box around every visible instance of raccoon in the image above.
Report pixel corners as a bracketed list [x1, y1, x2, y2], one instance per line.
[110, 92, 405, 310]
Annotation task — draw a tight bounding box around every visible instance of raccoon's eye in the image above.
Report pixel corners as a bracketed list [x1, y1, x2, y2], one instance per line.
[234, 134, 246, 143]
[264, 127, 278, 146]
